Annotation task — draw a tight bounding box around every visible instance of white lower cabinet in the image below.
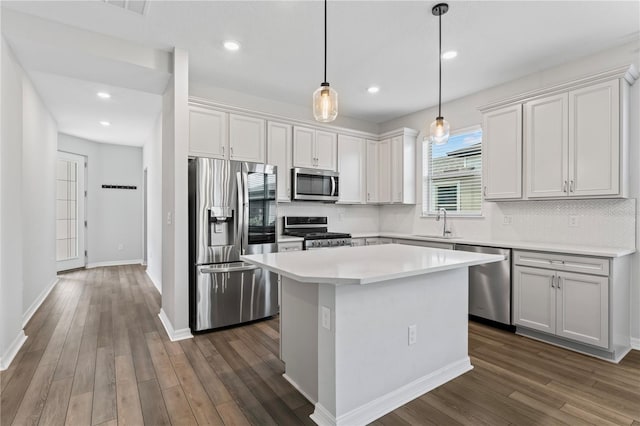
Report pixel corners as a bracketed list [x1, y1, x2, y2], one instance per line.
[512, 250, 629, 359]
[515, 266, 608, 348]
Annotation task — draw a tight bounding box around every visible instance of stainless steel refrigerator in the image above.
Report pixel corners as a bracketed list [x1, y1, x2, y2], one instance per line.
[188, 157, 279, 332]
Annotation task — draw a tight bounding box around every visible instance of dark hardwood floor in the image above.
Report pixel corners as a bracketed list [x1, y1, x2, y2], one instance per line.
[1, 265, 639, 425]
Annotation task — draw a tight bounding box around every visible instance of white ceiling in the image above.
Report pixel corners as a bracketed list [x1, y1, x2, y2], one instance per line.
[29, 72, 162, 146]
[2, 1, 639, 145]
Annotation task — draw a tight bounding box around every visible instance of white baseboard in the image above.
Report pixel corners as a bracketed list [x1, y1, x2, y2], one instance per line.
[310, 357, 473, 426]
[158, 309, 193, 342]
[631, 337, 640, 350]
[145, 270, 162, 295]
[87, 259, 143, 268]
[0, 331, 27, 371]
[23, 277, 59, 328]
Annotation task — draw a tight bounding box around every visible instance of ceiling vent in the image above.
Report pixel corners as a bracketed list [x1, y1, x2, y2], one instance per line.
[103, 0, 149, 16]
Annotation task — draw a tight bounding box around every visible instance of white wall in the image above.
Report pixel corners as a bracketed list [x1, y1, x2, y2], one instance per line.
[142, 113, 162, 292]
[21, 64, 57, 316]
[190, 82, 379, 135]
[58, 133, 143, 267]
[1, 37, 26, 369]
[379, 40, 640, 343]
[1, 37, 58, 369]
[159, 48, 191, 340]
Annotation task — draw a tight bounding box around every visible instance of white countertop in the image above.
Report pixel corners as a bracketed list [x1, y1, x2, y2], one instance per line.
[350, 232, 635, 258]
[242, 244, 504, 285]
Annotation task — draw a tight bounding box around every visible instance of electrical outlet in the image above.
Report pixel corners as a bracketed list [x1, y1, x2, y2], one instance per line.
[167, 211, 172, 225]
[408, 324, 417, 345]
[503, 215, 513, 225]
[321, 306, 331, 330]
[568, 215, 579, 227]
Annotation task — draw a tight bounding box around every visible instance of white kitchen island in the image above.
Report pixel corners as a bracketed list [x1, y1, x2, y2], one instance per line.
[241, 244, 504, 426]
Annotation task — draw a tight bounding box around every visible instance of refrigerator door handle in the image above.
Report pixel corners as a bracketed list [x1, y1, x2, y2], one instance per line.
[199, 264, 259, 274]
[242, 169, 249, 254]
[236, 171, 244, 250]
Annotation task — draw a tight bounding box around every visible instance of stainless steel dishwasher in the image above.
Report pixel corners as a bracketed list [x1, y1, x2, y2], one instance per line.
[455, 244, 512, 327]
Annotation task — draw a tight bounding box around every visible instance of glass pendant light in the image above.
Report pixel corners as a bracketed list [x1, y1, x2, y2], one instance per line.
[313, 0, 338, 122]
[430, 3, 450, 145]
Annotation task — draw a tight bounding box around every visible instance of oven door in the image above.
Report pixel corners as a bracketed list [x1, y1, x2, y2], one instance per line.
[292, 168, 339, 202]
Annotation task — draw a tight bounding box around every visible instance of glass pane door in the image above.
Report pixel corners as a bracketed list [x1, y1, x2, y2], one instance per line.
[56, 152, 85, 271]
[247, 171, 276, 245]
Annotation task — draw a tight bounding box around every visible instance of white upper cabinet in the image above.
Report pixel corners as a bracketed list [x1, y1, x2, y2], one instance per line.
[389, 131, 416, 204]
[337, 135, 366, 204]
[189, 106, 228, 159]
[525, 93, 568, 198]
[482, 104, 522, 200]
[229, 114, 265, 163]
[188, 106, 266, 162]
[482, 66, 635, 201]
[292, 126, 337, 171]
[377, 139, 392, 203]
[267, 121, 292, 202]
[569, 80, 620, 197]
[366, 140, 379, 203]
[526, 80, 622, 199]
[292, 126, 315, 168]
[316, 130, 338, 171]
[364, 129, 417, 205]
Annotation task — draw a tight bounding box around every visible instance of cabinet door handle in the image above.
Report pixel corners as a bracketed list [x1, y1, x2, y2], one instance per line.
[551, 275, 555, 288]
[569, 180, 575, 193]
[557, 276, 562, 289]
[367, 193, 371, 201]
[221, 146, 225, 154]
[563, 180, 568, 193]
[230, 146, 234, 156]
[483, 186, 487, 197]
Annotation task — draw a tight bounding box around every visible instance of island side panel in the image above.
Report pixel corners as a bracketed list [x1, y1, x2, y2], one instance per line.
[318, 268, 472, 424]
[280, 276, 319, 404]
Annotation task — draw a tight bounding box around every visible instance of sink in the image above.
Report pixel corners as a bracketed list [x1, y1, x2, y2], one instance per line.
[412, 234, 461, 240]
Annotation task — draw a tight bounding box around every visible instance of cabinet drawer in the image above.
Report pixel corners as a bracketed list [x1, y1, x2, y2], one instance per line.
[279, 241, 303, 252]
[513, 250, 609, 276]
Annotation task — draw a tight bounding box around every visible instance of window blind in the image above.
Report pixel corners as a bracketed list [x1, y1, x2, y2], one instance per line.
[422, 127, 483, 215]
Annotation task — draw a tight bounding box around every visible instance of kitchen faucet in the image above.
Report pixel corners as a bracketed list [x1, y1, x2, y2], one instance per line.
[436, 208, 451, 237]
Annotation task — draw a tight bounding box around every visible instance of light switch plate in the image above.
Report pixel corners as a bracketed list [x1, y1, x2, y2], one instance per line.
[569, 215, 579, 227]
[321, 306, 331, 330]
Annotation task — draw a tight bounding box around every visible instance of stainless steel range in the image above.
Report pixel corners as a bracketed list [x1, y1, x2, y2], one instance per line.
[282, 216, 351, 250]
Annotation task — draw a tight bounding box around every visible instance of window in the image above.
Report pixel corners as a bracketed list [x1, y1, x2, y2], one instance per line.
[423, 126, 482, 216]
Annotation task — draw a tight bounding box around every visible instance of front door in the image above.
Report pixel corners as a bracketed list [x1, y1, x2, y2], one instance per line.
[56, 152, 86, 272]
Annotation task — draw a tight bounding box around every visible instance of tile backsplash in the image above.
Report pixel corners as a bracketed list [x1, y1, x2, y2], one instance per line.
[492, 199, 636, 248]
[277, 202, 380, 234]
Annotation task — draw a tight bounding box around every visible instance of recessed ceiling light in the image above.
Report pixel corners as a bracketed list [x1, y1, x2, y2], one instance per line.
[99, 121, 111, 127]
[442, 50, 458, 60]
[223, 40, 241, 51]
[97, 91, 111, 99]
[367, 86, 380, 94]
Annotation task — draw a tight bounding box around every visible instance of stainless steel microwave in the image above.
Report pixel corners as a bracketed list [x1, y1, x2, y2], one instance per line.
[291, 168, 339, 202]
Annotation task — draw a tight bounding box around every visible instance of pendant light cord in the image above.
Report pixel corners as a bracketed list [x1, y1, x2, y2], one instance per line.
[324, 0, 327, 84]
[438, 10, 442, 118]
